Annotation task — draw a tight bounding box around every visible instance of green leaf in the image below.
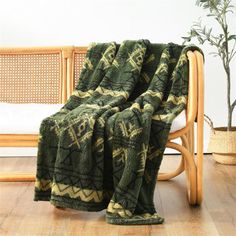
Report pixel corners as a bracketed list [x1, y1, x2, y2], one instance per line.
[198, 37, 205, 44]
[207, 13, 215, 17]
[196, 0, 207, 7]
[191, 29, 198, 36]
[182, 37, 191, 42]
[228, 35, 236, 41]
[203, 26, 206, 34]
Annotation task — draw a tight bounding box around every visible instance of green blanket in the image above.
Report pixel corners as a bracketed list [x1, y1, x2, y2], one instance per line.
[34, 40, 199, 225]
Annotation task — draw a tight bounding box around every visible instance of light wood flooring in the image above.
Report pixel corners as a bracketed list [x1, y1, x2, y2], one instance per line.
[0, 155, 236, 236]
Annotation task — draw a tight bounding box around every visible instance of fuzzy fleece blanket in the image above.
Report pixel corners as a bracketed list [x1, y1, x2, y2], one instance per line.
[34, 40, 200, 225]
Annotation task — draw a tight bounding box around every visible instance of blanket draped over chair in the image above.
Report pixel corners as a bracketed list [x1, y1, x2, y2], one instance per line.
[34, 40, 199, 225]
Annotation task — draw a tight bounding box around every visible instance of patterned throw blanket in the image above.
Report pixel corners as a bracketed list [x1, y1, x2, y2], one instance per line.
[34, 40, 199, 225]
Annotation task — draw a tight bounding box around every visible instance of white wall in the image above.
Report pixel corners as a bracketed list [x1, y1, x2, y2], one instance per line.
[0, 0, 235, 156]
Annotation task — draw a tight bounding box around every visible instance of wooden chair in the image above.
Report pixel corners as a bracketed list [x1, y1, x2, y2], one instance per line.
[0, 47, 204, 206]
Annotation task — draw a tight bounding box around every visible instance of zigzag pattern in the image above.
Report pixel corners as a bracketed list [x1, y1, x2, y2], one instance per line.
[35, 178, 52, 191]
[51, 182, 104, 203]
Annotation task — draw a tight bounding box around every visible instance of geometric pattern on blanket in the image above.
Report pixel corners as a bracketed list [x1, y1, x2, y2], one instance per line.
[34, 40, 201, 225]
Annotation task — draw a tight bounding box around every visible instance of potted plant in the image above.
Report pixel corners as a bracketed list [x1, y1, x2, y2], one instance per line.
[183, 0, 236, 164]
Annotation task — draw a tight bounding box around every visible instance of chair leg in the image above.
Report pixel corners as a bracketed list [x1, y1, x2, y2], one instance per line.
[196, 119, 204, 205]
[158, 132, 198, 205]
[167, 138, 197, 205]
[181, 132, 190, 171]
[194, 50, 204, 205]
[0, 173, 35, 182]
[186, 122, 203, 205]
[186, 123, 194, 156]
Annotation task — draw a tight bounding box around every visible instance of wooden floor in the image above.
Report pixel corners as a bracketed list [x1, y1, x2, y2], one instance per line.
[0, 155, 236, 236]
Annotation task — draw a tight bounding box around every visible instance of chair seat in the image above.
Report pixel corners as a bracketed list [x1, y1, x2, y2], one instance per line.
[0, 103, 64, 134]
[0, 103, 186, 134]
[170, 110, 187, 133]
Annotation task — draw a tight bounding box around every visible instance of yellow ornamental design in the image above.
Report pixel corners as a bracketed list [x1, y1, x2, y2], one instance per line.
[155, 62, 168, 75]
[51, 183, 104, 203]
[38, 134, 43, 142]
[113, 148, 128, 162]
[142, 90, 163, 99]
[100, 43, 116, 69]
[118, 121, 143, 139]
[72, 89, 94, 98]
[65, 115, 96, 148]
[131, 102, 154, 113]
[93, 137, 104, 153]
[137, 144, 148, 175]
[87, 42, 97, 51]
[112, 59, 119, 69]
[167, 95, 187, 105]
[152, 113, 175, 122]
[171, 54, 188, 80]
[35, 178, 52, 191]
[83, 57, 93, 70]
[127, 45, 146, 72]
[68, 125, 81, 148]
[177, 53, 188, 67]
[97, 117, 105, 127]
[107, 200, 133, 218]
[96, 86, 129, 99]
[141, 72, 151, 83]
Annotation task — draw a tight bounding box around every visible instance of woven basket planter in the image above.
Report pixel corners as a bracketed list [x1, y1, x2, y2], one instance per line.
[207, 126, 236, 165]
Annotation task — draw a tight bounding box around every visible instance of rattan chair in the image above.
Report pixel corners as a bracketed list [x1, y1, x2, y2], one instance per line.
[0, 46, 204, 206]
[0, 47, 74, 180]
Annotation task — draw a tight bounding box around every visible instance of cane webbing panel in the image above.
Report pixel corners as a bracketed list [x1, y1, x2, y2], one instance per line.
[0, 53, 61, 103]
[74, 52, 86, 88]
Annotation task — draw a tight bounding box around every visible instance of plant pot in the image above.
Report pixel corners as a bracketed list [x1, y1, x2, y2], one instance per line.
[207, 126, 236, 165]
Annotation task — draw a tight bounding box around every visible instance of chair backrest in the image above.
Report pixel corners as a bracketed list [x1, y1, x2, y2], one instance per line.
[0, 46, 201, 126]
[65, 47, 87, 97]
[0, 47, 68, 104]
[73, 47, 87, 88]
